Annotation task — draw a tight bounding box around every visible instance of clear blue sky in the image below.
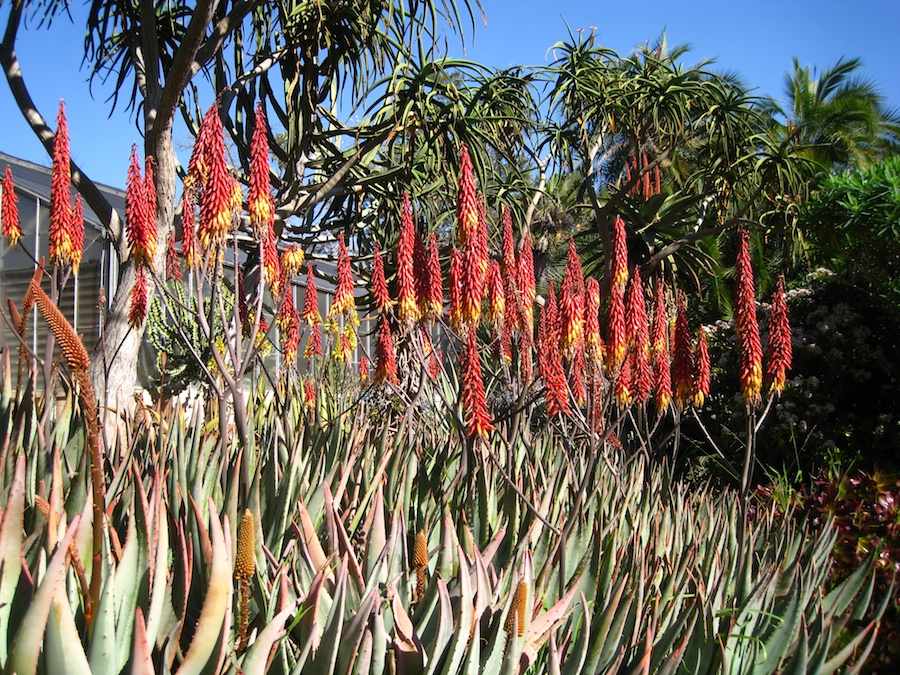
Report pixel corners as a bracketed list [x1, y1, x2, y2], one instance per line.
[2, 0, 898, 188]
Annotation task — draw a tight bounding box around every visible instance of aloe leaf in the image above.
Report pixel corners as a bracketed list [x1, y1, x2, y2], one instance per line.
[129, 608, 156, 675]
[423, 579, 454, 675]
[364, 486, 387, 582]
[371, 601, 389, 675]
[145, 499, 170, 649]
[5, 514, 80, 675]
[335, 590, 376, 675]
[310, 557, 348, 674]
[438, 545, 475, 675]
[0, 456, 25, 666]
[559, 592, 591, 675]
[820, 620, 876, 674]
[390, 580, 425, 671]
[240, 602, 299, 675]
[114, 512, 148, 674]
[44, 585, 92, 675]
[297, 500, 329, 574]
[176, 502, 232, 675]
[88, 551, 118, 675]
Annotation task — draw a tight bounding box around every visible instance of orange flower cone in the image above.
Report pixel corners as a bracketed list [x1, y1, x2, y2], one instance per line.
[538, 282, 570, 417]
[765, 274, 791, 396]
[197, 102, 235, 251]
[605, 284, 626, 375]
[248, 103, 274, 240]
[129, 267, 150, 328]
[461, 328, 494, 436]
[584, 278, 605, 371]
[371, 245, 392, 314]
[397, 192, 420, 328]
[693, 326, 711, 408]
[456, 143, 479, 246]
[560, 239, 585, 358]
[2, 166, 21, 247]
[375, 316, 398, 385]
[625, 267, 651, 403]
[126, 146, 157, 268]
[651, 279, 672, 414]
[180, 195, 199, 271]
[735, 229, 762, 407]
[424, 233, 443, 321]
[49, 101, 81, 272]
[166, 229, 182, 282]
[611, 215, 628, 291]
[485, 260, 505, 331]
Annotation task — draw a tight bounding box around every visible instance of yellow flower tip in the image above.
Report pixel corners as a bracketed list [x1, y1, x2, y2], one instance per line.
[235, 509, 256, 579]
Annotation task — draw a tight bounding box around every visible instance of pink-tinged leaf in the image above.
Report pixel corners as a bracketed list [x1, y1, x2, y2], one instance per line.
[296, 499, 329, 573]
[240, 601, 299, 675]
[129, 608, 156, 675]
[390, 580, 425, 670]
[0, 456, 25, 664]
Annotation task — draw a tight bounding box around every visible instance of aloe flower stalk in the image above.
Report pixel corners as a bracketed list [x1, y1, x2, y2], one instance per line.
[261, 231, 283, 298]
[371, 245, 392, 313]
[461, 328, 494, 436]
[606, 284, 626, 376]
[611, 215, 628, 291]
[560, 239, 585, 359]
[126, 147, 157, 268]
[49, 101, 82, 272]
[279, 287, 300, 366]
[197, 102, 234, 252]
[651, 279, 672, 414]
[500, 207, 519, 333]
[397, 192, 420, 328]
[166, 230, 182, 282]
[538, 282, 570, 417]
[485, 260, 505, 331]
[129, 267, 150, 328]
[375, 316, 398, 385]
[672, 290, 694, 408]
[185, 103, 218, 198]
[584, 278, 605, 371]
[2, 166, 21, 247]
[301, 263, 323, 358]
[329, 234, 357, 320]
[248, 103, 273, 240]
[735, 228, 763, 407]
[69, 195, 85, 275]
[180, 195, 199, 271]
[614, 356, 633, 407]
[765, 274, 792, 396]
[281, 244, 304, 280]
[448, 247, 464, 332]
[570, 344, 587, 406]
[693, 326, 711, 407]
[456, 143, 479, 246]
[625, 267, 651, 403]
[303, 379, 316, 409]
[424, 233, 443, 321]
[359, 355, 370, 383]
[517, 233, 536, 380]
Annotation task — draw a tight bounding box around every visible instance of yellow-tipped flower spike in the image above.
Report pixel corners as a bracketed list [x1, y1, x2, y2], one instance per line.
[504, 580, 528, 637]
[235, 509, 256, 579]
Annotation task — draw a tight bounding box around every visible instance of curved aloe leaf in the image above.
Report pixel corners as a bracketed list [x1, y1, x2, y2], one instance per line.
[0, 456, 25, 666]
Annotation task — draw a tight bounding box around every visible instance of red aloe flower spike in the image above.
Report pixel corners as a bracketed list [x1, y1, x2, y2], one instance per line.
[570, 344, 587, 406]
[693, 326, 711, 408]
[303, 379, 316, 410]
[371, 245, 392, 313]
[396, 192, 420, 328]
[276, 281, 294, 332]
[539, 282, 570, 417]
[560, 239, 585, 358]
[2, 166, 22, 247]
[197, 103, 233, 251]
[625, 267, 651, 403]
[414, 229, 428, 316]
[765, 274, 792, 396]
[166, 228, 182, 282]
[186, 103, 218, 199]
[485, 260, 505, 331]
[651, 279, 672, 414]
[126, 147, 157, 269]
[248, 103, 273, 240]
[448, 247, 464, 333]
[424, 233, 443, 321]
[329, 233, 357, 322]
[129, 266, 150, 328]
[334, 324, 355, 367]
[611, 215, 629, 291]
[517, 233, 536, 334]
[281, 244, 304, 280]
[500, 207, 520, 333]
[672, 290, 694, 408]
[180, 195, 199, 271]
[735, 228, 763, 407]
[359, 355, 370, 383]
[375, 316, 398, 385]
[615, 355, 633, 408]
[282, 302, 301, 368]
[457, 143, 479, 246]
[461, 327, 494, 437]
[304, 323, 322, 359]
[260, 230, 282, 298]
[301, 263, 321, 326]
[605, 284, 626, 376]
[49, 101, 76, 270]
[69, 195, 85, 275]
[583, 278, 605, 371]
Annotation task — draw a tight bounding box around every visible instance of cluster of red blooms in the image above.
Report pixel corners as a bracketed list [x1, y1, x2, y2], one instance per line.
[47, 102, 85, 274]
[125, 145, 158, 327]
[2, 166, 21, 248]
[623, 151, 662, 202]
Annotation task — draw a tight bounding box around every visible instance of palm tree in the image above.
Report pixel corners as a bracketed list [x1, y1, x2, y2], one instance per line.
[765, 57, 900, 171]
